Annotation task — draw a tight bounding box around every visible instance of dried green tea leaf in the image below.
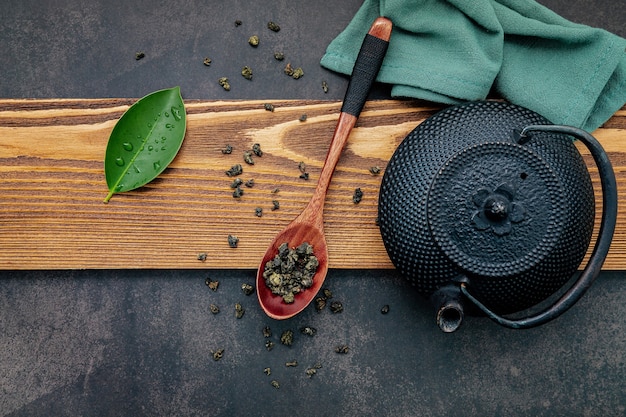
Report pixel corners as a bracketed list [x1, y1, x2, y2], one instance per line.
[212, 348, 224, 361]
[267, 21, 280, 32]
[280, 330, 294, 346]
[248, 35, 259, 47]
[262, 242, 318, 303]
[241, 283, 255, 295]
[235, 302, 245, 319]
[103, 86, 186, 203]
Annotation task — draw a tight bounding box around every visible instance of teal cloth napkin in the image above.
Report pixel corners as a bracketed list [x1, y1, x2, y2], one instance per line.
[320, 0, 626, 132]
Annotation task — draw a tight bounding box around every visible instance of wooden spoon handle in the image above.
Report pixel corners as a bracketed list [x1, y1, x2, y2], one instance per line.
[303, 17, 393, 224]
[341, 16, 393, 118]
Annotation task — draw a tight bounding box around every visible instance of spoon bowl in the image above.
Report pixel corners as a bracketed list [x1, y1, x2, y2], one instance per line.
[256, 16, 392, 320]
[255, 216, 328, 319]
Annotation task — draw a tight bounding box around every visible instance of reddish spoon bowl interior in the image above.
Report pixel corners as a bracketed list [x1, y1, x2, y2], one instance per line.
[256, 225, 329, 320]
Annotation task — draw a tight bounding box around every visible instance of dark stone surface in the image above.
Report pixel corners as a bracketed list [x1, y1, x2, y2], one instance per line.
[1, 1, 624, 416]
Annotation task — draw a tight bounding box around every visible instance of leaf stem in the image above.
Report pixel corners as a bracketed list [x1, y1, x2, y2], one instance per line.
[103, 190, 114, 203]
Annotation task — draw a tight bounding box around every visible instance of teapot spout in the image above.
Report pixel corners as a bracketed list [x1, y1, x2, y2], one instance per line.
[430, 285, 465, 333]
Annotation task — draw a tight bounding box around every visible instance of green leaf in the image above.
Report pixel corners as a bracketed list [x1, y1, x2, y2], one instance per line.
[103, 86, 186, 203]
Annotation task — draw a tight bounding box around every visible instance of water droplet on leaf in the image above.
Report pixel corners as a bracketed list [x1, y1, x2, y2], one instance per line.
[122, 142, 133, 151]
[115, 157, 125, 166]
[171, 106, 182, 121]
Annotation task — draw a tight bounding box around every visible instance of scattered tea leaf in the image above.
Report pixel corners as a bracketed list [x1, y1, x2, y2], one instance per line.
[218, 77, 231, 91]
[135, 52, 145, 60]
[103, 86, 186, 203]
[315, 297, 327, 311]
[248, 35, 259, 47]
[267, 21, 281, 32]
[306, 363, 322, 378]
[235, 302, 245, 319]
[335, 345, 349, 354]
[263, 326, 272, 338]
[298, 161, 310, 180]
[232, 186, 244, 198]
[205, 277, 219, 291]
[330, 301, 344, 313]
[243, 151, 254, 165]
[212, 348, 225, 361]
[203, 57, 212, 66]
[226, 164, 243, 177]
[300, 326, 317, 336]
[230, 178, 243, 188]
[241, 66, 253, 80]
[228, 235, 239, 248]
[284, 63, 294, 76]
[292, 67, 304, 79]
[241, 283, 255, 295]
[353, 188, 363, 204]
[280, 330, 294, 346]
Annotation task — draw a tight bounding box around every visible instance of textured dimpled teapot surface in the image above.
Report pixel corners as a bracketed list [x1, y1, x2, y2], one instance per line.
[378, 101, 595, 314]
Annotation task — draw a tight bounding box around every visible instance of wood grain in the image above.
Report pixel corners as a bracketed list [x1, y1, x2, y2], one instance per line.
[0, 99, 624, 270]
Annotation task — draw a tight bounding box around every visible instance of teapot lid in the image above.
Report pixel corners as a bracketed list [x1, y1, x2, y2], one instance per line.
[427, 140, 565, 277]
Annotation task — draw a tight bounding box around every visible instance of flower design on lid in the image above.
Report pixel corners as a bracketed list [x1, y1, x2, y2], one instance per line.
[472, 183, 526, 236]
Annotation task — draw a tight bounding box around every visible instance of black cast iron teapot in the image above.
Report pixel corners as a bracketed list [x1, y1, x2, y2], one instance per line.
[378, 101, 617, 332]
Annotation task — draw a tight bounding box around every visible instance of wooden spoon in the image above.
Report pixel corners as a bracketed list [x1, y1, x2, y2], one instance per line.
[256, 17, 393, 319]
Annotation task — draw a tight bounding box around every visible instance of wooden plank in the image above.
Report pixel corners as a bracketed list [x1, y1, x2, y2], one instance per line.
[0, 99, 624, 270]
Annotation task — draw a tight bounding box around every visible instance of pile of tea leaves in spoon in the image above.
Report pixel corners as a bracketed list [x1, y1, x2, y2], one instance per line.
[263, 242, 319, 303]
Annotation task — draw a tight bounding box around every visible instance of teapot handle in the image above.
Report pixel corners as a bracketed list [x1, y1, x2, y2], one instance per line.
[460, 124, 618, 329]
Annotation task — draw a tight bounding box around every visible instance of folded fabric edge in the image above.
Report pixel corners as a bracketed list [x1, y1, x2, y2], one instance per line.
[320, 52, 492, 103]
[585, 55, 626, 132]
